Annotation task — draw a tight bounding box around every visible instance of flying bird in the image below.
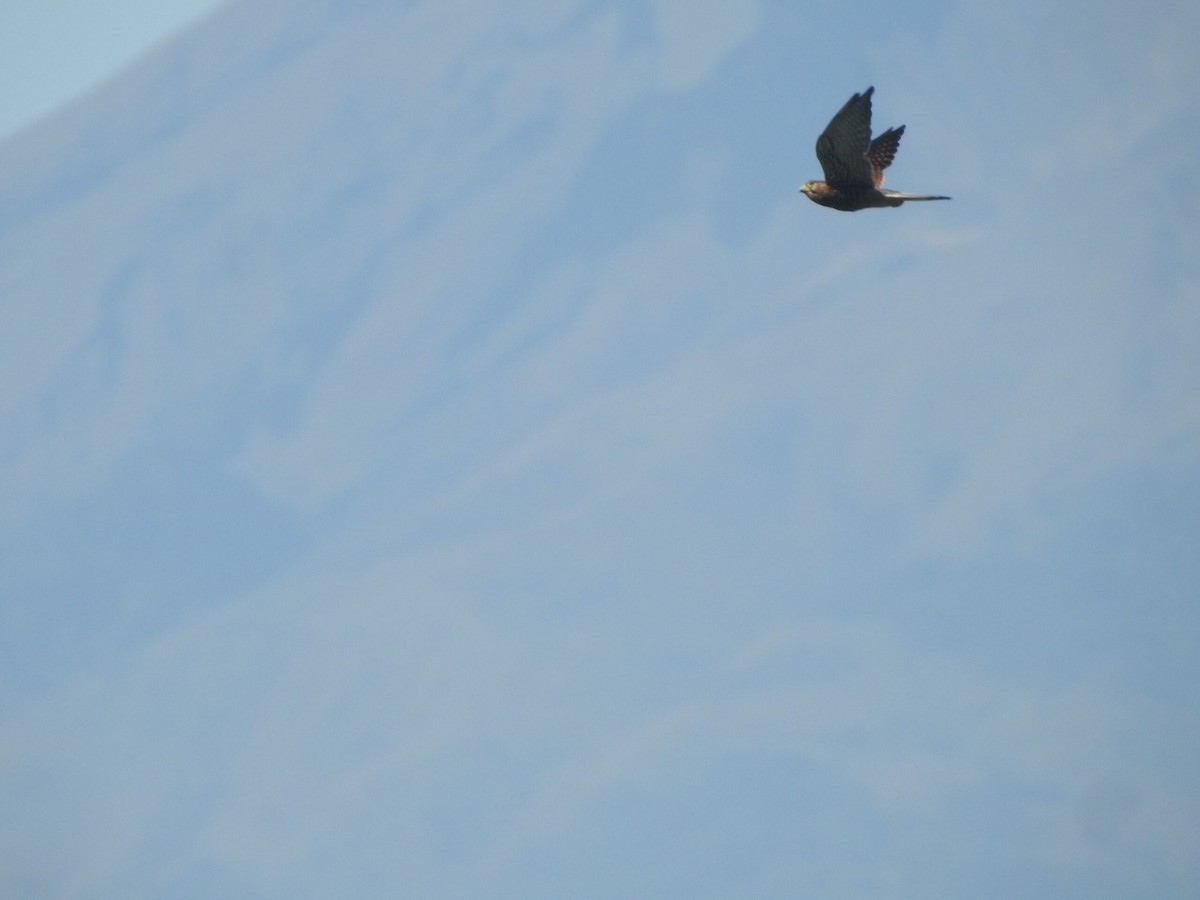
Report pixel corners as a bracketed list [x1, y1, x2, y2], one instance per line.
[800, 86, 950, 211]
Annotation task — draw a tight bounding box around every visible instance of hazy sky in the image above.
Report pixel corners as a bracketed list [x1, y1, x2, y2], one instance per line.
[0, 0, 226, 140]
[1, 0, 1198, 897]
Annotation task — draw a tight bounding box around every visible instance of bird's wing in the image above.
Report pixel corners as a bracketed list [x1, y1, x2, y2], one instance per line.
[867, 125, 904, 188]
[815, 87, 875, 187]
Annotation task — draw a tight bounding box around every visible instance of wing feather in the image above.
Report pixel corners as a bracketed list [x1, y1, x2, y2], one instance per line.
[867, 126, 904, 188]
[814, 87, 875, 186]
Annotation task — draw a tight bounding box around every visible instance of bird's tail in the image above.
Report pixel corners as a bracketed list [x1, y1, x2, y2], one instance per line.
[880, 190, 951, 201]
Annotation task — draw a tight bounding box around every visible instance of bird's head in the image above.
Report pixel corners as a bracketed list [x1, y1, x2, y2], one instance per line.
[799, 180, 818, 196]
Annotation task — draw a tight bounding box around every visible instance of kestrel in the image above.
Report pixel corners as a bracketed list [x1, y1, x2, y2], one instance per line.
[800, 86, 950, 211]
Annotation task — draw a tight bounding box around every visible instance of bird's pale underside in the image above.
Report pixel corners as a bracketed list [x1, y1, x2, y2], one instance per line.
[800, 86, 950, 212]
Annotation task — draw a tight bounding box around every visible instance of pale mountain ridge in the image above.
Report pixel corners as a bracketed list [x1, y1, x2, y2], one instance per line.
[1, 0, 1197, 897]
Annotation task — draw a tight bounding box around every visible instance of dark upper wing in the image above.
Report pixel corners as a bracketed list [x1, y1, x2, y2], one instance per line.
[867, 125, 905, 188]
[814, 87, 875, 186]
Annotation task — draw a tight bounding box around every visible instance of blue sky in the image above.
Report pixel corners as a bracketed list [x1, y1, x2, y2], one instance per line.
[1, 0, 1198, 897]
[0, 0, 227, 141]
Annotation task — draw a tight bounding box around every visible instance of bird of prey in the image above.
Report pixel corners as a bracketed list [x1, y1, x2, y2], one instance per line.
[800, 86, 950, 211]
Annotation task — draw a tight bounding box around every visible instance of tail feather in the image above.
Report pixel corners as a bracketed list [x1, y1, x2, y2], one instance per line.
[881, 190, 950, 201]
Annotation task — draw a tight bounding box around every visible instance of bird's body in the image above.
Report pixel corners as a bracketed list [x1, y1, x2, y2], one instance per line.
[800, 87, 949, 212]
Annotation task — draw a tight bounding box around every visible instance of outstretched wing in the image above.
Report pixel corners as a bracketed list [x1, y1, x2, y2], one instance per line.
[814, 87, 875, 187]
[867, 125, 904, 188]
